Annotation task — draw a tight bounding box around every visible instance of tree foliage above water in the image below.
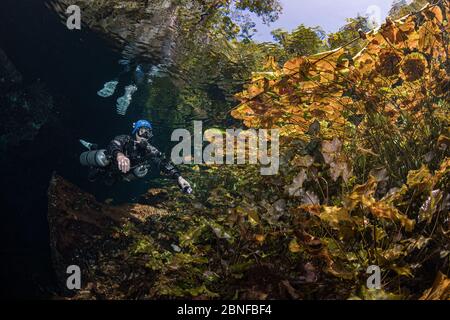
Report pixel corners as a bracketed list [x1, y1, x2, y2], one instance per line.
[389, 0, 432, 18]
[271, 25, 327, 62]
[327, 16, 371, 56]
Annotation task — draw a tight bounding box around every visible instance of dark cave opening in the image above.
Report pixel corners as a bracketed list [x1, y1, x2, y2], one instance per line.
[0, 0, 147, 298]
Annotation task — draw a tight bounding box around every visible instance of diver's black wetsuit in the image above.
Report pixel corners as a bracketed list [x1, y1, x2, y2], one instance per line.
[90, 135, 180, 184]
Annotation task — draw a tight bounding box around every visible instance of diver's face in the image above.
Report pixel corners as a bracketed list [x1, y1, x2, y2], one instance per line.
[136, 127, 152, 142]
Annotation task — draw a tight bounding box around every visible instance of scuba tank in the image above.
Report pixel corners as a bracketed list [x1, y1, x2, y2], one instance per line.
[80, 149, 110, 167]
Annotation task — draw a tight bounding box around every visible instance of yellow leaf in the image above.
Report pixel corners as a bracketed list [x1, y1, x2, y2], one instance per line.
[319, 206, 353, 230]
[355, 287, 403, 300]
[345, 176, 378, 211]
[368, 201, 415, 232]
[247, 208, 260, 226]
[255, 234, 265, 243]
[390, 265, 413, 277]
[289, 238, 301, 253]
[406, 165, 432, 191]
[263, 56, 280, 71]
[283, 57, 306, 76]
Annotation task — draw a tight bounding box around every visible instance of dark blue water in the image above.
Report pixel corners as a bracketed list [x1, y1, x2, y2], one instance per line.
[0, 0, 183, 297]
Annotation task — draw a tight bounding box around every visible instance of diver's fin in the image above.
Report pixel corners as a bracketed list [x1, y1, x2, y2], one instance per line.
[116, 84, 138, 116]
[97, 80, 119, 98]
[79, 139, 94, 150]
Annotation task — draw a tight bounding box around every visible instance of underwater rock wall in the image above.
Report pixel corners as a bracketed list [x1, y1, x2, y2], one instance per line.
[0, 48, 23, 90]
[0, 49, 56, 149]
[0, 47, 60, 298]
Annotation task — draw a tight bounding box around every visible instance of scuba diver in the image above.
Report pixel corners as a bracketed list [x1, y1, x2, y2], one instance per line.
[79, 120, 193, 194]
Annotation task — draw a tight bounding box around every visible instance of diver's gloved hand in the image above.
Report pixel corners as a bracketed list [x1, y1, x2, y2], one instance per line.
[117, 153, 131, 173]
[178, 176, 193, 194]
